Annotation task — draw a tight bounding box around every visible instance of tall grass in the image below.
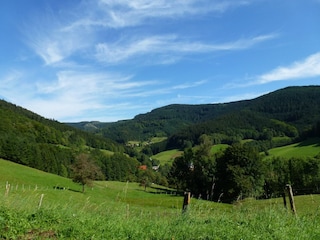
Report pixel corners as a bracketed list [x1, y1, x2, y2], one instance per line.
[2, 194, 320, 239]
[2, 182, 320, 239]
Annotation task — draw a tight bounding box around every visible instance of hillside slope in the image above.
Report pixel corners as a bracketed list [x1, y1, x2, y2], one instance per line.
[0, 100, 123, 175]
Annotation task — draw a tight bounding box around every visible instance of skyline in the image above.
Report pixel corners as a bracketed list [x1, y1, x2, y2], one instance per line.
[0, 0, 319, 122]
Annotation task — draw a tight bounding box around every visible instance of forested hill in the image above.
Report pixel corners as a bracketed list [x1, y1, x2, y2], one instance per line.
[0, 100, 124, 175]
[68, 100, 251, 143]
[248, 86, 320, 129]
[167, 86, 320, 148]
[69, 85, 320, 144]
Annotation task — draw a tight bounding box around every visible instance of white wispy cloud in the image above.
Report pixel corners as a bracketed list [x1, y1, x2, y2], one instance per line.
[36, 70, 158, 101]
[6, 69, 209, 121]
[26, 19, 91, 65]
[256, 52, 320, 84]
[0, 72, 19, 100]
[95, 34, 277, 64]
[26, 0, 258, 66]
[64, 0, 251, 31]
[172, 80, 208, 90]
[0, 69, 159, 121]
[0, 70, 36, 101]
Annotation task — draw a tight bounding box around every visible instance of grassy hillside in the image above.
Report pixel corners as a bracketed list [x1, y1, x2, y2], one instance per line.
[152, 149, 183, 165]
[2, 158, 320, 239]
[211, 144, 229, 154]
[151, 144, 229, 166]
[0, 158, 180, 208]
[0, 99, 124, 177]
[152, 139, 320, 167]
[265, 138, 320, 159]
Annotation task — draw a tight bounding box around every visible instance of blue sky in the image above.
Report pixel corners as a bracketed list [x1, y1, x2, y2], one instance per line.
[0, 0, 319, 122]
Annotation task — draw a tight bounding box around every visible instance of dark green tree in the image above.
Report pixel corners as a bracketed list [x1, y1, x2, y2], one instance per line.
[215, 143, 264, 202]
[169, 135, 216, 198]
[169, 148, 194, 192]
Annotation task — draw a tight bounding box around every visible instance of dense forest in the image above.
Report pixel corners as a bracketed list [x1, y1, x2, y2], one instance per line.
[1, 86, 320, 203]
[0, 100, 167, 186]
[0, 100, 124, 176]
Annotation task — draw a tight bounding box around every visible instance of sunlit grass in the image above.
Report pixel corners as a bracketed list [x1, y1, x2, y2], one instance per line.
[2, 158, 320, 239]
[266, 138, 320, 159]
[2, 191, 320, 239]
[152, 149, 183, 165]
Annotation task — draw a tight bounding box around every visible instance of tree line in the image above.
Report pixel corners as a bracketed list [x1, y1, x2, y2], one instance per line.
[168, 135, 320, 203]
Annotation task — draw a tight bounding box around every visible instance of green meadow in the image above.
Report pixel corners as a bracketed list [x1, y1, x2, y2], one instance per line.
[152, 138, 320, 167]
[266, 138, 320, 159]
[152, 144, 229, 166]
[210, 144, 229, 154]
[2, 158, 320, 239]
[152, 149, 183, 165]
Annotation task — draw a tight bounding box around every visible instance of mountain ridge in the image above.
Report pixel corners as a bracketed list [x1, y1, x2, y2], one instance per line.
[68, 85, 320, 144]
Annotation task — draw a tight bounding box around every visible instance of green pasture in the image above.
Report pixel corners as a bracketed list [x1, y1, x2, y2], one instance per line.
[100, 149, 115, 155]
[266, 138, 320, 159]
[152, 144, 228, 166]
[150, 136, 167, 143]
[2, 156, 320, 239]
[152, 149, 183, 165]
[128, 137, 167, 146]
[211, 144, 229, 154]
[0, 159, 182, 210]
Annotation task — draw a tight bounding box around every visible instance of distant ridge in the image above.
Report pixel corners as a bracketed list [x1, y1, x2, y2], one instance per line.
[68, 85, 320, 145]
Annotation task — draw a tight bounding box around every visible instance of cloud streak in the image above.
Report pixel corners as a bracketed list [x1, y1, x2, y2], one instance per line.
[28, 0, 256, 66]
[64, 0, 251, 30]
[2, 69, 207, 121]
[95, 34, 277, 64]
[256, 52, 320, 84]
[26, 17, 92, 65]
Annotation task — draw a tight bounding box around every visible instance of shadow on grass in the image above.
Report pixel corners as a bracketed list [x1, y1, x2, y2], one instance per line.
[136, 189, 184, 198]
[136, 186, 184, 196]
[294, 138, 320, 147]
[53, 186, 82, 193]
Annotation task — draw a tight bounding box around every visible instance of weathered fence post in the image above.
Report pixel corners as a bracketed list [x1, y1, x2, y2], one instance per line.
[38, 194, 44, 210]
[126, 204, 130, 219]
[282, 191, 287, 209]
[182, 192, 190, 213]
[286, 184, 296, 215]
[5, 182, 10, 197]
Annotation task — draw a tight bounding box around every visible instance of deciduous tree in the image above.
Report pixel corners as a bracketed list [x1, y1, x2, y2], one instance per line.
[215, 143, 264, 202]
[70, 153, 104, 192]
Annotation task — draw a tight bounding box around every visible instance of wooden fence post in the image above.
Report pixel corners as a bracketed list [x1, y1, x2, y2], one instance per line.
[286, 184, 296, 215]
[126, 204, 130, 219]
[182, 192, 190, 213]
[282, 191, 287, 209]
[38, 194, 44, 210]
[5, 182, 10, 197]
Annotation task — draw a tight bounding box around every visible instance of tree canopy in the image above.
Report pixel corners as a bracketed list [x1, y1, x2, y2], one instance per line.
[215, 143, 264, 202]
